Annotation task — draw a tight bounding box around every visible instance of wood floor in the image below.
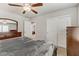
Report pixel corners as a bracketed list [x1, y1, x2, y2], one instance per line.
[57, 47, 67, 56]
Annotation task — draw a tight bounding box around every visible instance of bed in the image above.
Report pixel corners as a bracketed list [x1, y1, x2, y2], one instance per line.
[0, 37, 56, 56]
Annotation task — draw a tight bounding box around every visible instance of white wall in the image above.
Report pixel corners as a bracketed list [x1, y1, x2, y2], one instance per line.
[30, 7, 78, 48]
[0, 10, 29, 36]
[30, 16, 47, 40]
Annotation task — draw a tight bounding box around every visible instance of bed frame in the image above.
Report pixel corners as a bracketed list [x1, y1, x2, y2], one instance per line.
[0, 30, 21, 40]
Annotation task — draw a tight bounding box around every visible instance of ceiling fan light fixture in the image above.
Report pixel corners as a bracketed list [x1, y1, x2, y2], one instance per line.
[23, 4, 31, 12]
[23, 7, 31, 12]
[8, 3, 43, 14]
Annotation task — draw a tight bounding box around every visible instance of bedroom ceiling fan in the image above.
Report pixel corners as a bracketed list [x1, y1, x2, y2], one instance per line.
[8, 3, 43, 14]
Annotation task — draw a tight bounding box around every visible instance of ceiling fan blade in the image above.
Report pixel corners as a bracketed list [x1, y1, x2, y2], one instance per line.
[22, 10, 26, 14]
[8, 4, 23, 7]
[31, 9, 38, 14]
[32, 3, 43, 7]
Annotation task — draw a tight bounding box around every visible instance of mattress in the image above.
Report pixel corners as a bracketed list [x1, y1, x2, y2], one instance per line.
[0, 37, 55, 56]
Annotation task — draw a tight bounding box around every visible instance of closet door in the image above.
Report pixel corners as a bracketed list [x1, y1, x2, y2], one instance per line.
[57, 15, 71, 48]
[47, 15, 71, 48]
[47, 18, 58, 45]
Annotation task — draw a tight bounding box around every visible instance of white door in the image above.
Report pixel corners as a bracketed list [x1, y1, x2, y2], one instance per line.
[47, 17, 58, 45]
[24, 21, 32, 38]
[47, 15, 71, 48]
[57, 15, 71, 48]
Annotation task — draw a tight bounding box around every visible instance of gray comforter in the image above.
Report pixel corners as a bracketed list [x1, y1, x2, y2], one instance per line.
[0, 37, 54, 56]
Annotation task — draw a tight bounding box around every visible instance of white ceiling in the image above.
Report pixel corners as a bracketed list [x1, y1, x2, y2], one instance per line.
[0, 3, 77, 18]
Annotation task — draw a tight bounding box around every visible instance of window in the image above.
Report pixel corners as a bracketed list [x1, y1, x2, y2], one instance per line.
[0, 24, 9, 32]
